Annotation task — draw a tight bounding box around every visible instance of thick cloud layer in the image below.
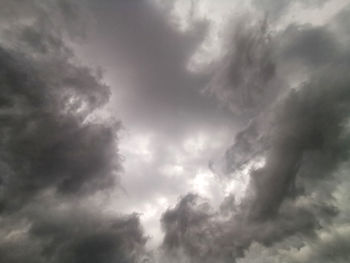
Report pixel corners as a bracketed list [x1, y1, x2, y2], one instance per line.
[208, 16, 282, 115]
[0, 1, 147, 262]
[76, 0, 238, 246]
[2, 1, 350, 263]
[0, 205, 147, 263]
[160, 2, 350, 262]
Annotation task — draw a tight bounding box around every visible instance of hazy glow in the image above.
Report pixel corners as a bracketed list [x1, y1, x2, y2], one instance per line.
[277, 0, 349, 29]
[160, 164, 184, 177]
[120, 133, 154, 163]
[183, 133, 207, 154]
[191, 169, 215, 196]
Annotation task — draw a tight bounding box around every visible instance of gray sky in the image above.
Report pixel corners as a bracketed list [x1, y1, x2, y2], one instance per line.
[1, 0, 350, 262]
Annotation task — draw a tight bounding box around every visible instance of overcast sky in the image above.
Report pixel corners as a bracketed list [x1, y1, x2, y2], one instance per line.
[1, 0, 350, 262]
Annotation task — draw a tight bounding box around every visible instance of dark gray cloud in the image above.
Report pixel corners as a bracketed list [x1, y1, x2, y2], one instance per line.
[160, 6, 350, 262]
[0, 27, 117, 211]
[0, 1, 148, 262]
[208, 16, 283, 116]
[276, 24, 341, 67]
[0, 205, 147, 263]
[2, 1, 350, 263]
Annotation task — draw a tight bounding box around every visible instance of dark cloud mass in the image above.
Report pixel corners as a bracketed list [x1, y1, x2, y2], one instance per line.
[0, 206, 147, 263]
[208, 16, 281, 116]
[0, 1, 147, 262]
[160, 2, 350, 263]
[1, 0, 350, 263]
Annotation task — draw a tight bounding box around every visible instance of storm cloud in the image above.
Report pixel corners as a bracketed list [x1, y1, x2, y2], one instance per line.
[1, 0, 350, 263]
[0, 1, 148, 262]
[160, 2, 350, 262]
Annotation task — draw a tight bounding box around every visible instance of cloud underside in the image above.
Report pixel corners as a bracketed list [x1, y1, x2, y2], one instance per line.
[1, 1, 350, 263]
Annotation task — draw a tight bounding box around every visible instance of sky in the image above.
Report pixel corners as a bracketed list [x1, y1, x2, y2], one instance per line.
[1, 0, 350, 262]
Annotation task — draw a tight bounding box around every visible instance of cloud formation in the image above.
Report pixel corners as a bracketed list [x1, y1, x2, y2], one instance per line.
[0, 1, 148, 262]
[2, 1, 350, 263]
[159, 2, 350, 262]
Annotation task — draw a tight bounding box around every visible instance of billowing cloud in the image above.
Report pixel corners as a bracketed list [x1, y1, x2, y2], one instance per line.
[208, 15, 282, 115]
[0, 204, 147, 263]
[160, 2, 350, 262]
[0, 1, 148, 262]
[2, 1, 350, 263]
